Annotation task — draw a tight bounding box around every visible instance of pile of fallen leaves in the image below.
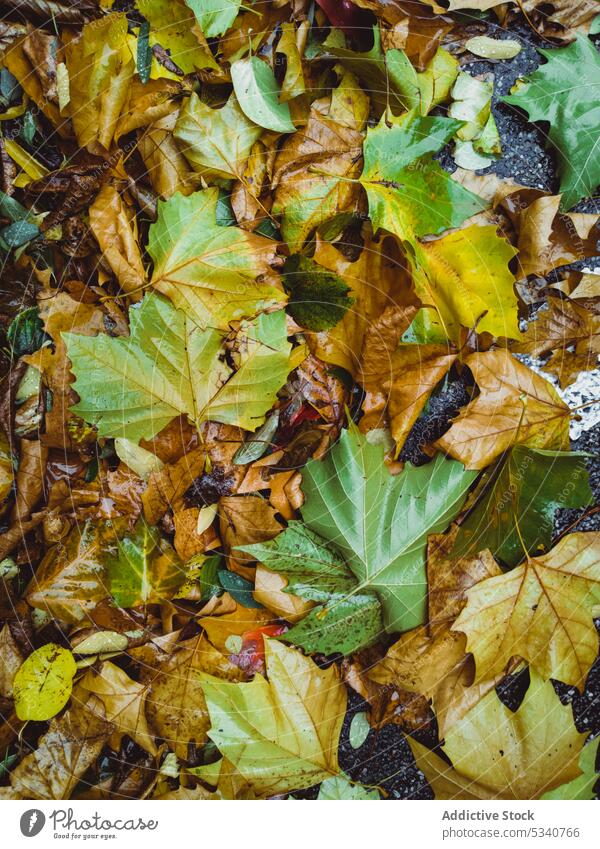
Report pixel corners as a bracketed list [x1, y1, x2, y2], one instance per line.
[0, 0, 599, 801]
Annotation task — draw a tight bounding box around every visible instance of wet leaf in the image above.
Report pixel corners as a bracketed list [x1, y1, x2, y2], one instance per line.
[200, 639, 346, 796]
[13, 643, 76, 721]
[231, 56, 295, 134]
[453, 532, 600, 688]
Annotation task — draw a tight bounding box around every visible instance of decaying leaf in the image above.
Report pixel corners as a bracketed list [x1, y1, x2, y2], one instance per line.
[200, 639, 347, 796]
[453, 532, 600, 688]
[1, 0, 599, 803]
[437, 351, 571, 469]
[409, 671, 586, 800]
[10, 697, 113, 800]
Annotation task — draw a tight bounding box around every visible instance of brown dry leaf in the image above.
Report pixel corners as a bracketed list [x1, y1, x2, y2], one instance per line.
[65, 13, 134, 152]
[373, 0, 455, 69]
[506, 1, 600, 38]
[142, 446, 206, 525]
[138, 111, 199, 199]
[231, 139, 271, 231]
[139, 415, 199, 465]
[147, 632, 244, 760]
[500, 190, 600, 279]
[219, 494, 282, 574]
[271, 106, 365, 252]
[26, 521, 109, 624]
[24, 292, 107, 450]
[307, 234, 415, 376]
[79, 661, 157, 755]
[369, 626, 499, 739]
[173, 507, 220, 560]
[453, 532, 600, 689]
[427, 529, 503, 636]
[436, 350, 571, 469]
[89, 184, 147, 298]
[199, 606, 274, 655]
[0, 623, 25, 699]
[115, 78, 182, 139]
[253, 564, 315, 623]
[25, 160, 107, 230]
[361, 339, 456, 453]
[10, 697, 112, 800]
[3, 33, 63, 130]
[408, 671, 586, 800]
[342, 652, 433, 734]
[12, 439, 47, 524]
[513, 295, 600, 388]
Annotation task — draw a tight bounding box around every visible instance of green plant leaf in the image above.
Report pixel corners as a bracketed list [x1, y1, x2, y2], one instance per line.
[240, 521, 357, 603]
[64, 292, 293, 442]
[239, 521, 384, 655]
[542, 738, 600, 800]
[218, 569, 263, 608]
[107, 519, 185, 608]
[174, 92, 262, 182]
[349, 712, 371, 749]
[231, 56, 295, 134]
[13, 644, 76, 722]
[453, 447, 594, 567]
[503, 35, 600, 209]
[185, 0, 240, 37]
[148, 187, 285, 330]
[301, 425, 478, 632]
[360, 113, 485, 242]
[7, 307, 47, 357]
[318, 773, 380, 800]
[137, 19, 151, 84]
[283, 254, 354, 331]
[200, 639, 347, 796]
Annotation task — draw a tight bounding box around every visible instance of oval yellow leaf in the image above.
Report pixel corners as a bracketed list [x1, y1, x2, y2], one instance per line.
[13, 643, 77, 721]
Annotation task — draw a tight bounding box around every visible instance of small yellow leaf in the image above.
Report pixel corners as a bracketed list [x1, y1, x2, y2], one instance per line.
[13, 644, 77, 721]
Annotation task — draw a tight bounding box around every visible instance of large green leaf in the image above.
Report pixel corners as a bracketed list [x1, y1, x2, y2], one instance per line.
[301, 425, 478, 632]
[240, 521, 383, 655]
[360, 114, 485, 242]
[64, 292, 293, 442]
[503, 35, 600, 209]
[106, 519, 186, 608]
[454, 447, 594, 567]
[147, 188, 285, 330]
[185, 0, 241, 37]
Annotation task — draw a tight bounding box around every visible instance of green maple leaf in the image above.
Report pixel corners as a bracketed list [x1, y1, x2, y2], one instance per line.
[360, 113, 485, 242]
[64, 292, 293, 442]
[107, 519, 185, 608]
[148, 188, 285, 330]
[174, 92, 262, 182]
[503, 35, 600, 209]
[239, 522, 384, 656]
[453, 447, 594, 568]
[300, 425, 477, 632]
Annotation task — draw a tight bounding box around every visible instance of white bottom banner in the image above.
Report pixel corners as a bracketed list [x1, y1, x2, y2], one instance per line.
[1, 800, 597, 849]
